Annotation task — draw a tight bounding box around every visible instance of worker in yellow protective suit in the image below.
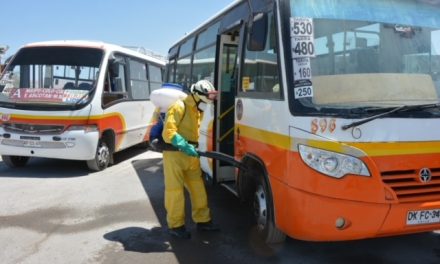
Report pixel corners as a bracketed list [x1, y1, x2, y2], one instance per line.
[162, 80, 219, 239]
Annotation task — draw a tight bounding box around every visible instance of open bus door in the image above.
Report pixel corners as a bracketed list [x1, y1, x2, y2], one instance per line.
[199, 28, 242, 191]
[216, 33, 240, 184]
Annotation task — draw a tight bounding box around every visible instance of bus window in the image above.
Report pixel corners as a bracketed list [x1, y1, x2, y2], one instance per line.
[175, 37, 196, 89]
[149, 64, 163, 92]
[0, 47, 101, 95]
[192, 45, 216, 84]
[129, 59, 149, 100]
[196, 22, 220, 50]
[241, 11, 282, 99]
[102, 56, 128, 106]
[166, 59, 176, 83]
[112, 62, 127, 93]
[185, 22, 220, 85]
[179, 37, 195, 58]
[176, 55, 192, 89]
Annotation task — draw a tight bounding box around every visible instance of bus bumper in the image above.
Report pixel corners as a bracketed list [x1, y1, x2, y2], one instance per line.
[0, 130, 99, 161]
[273, 181, 440, 241]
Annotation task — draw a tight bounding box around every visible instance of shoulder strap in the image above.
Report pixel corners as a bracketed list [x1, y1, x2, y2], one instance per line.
[180, 100, 186, 124]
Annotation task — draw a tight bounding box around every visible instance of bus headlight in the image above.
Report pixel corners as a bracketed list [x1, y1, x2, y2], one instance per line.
[67, 125, 98, 133]
[298, 145, 370, 178]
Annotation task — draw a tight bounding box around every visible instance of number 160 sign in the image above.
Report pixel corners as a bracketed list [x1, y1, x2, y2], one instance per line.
[291, 17, 315, 59]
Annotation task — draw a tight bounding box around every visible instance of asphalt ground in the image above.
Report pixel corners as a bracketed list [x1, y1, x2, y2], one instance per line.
[0, 147, 439, 264]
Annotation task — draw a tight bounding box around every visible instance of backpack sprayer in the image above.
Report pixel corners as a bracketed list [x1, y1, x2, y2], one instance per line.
[149, 83, 247, 171]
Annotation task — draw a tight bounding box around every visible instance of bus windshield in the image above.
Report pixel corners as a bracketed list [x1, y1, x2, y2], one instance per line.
[288, 0, 440, 116]
[0, 46, 103, 109]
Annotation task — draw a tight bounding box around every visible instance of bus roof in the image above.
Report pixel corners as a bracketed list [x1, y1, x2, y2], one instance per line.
[22, 40, 166, 65]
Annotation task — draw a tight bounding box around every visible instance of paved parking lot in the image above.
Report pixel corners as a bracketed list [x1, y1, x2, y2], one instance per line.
[1, 148, 440, 264]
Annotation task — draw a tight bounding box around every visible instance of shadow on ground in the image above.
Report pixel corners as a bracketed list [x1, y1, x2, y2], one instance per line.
[103, 157, 280, 264]
[101, 156, 440, 264]
[104, 226, 171, 253]
[0, 144, 148, 178]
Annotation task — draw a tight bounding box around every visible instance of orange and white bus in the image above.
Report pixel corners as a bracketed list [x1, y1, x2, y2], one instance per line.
[166, 0, 440, 243]
[0, 40, 165, 171]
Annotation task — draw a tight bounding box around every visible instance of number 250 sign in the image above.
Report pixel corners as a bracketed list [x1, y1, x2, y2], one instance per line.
[291, 17, 315, 59]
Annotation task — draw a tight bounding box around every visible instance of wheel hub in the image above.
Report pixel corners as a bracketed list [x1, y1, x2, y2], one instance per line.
[97, 145, 109, 166]
[254, 184, 267, 230]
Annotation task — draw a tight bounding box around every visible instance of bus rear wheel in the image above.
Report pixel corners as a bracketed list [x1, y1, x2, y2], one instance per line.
[2, 155, 30, 168]
[253, 172, 286, 244]
[87, 140, 110, 171]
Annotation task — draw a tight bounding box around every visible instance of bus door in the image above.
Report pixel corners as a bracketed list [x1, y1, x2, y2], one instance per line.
[215, 33, 239, 183]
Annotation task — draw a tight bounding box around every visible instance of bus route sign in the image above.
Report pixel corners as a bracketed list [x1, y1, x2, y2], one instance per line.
[290, 17, 315, 59]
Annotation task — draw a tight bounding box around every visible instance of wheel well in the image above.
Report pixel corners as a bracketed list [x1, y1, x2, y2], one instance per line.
[101, 129, 115, 154]
[239, 154, 286, 244]
[238, 154, 273, 203]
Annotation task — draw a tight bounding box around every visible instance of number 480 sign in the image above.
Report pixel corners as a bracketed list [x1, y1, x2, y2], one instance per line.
[291, 17, 315, 59]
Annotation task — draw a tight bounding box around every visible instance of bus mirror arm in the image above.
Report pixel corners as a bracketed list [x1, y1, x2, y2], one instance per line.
[197, 150, 248, 172]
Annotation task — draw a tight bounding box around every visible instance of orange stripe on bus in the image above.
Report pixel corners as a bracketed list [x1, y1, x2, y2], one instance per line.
[237, 124, 440, 157]
[6, 113, 127, 150]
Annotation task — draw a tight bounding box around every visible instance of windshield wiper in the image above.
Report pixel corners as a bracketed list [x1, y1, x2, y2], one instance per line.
[74, 86, 96, 107]
[341, 103, 440, 130]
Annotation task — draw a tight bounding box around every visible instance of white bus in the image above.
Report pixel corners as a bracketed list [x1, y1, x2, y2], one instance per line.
[166, 0, 440, 244]
[0, 40, 165, 171]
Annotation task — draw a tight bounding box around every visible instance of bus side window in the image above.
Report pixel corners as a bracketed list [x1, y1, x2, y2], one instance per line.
[149, 64, 163, 92]
[111, 63, 126, 92]
[102, 58, 128, 106]
[129, 59, 149, 99]
[241, 11, 282, 99]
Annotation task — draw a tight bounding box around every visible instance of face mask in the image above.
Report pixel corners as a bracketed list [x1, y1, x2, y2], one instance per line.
[192, 94, 206, 112]
[197, 101, 207, 112]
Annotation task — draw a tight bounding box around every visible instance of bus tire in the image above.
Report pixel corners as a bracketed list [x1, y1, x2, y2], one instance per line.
[2, 155, 30, 168]
[237, 165, 256, 204]
[254, 169, 286, 244]
[87, 140, 110, 171]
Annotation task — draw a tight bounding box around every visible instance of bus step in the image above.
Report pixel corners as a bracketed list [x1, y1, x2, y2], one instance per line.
[220, 181, 238, 197]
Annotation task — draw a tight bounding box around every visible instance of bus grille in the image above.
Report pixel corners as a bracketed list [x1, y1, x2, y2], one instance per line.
[3, 123, 65, 134]
[381, 168, 440, 203]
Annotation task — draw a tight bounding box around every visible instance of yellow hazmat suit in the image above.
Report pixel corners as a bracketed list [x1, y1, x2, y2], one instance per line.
[162, 94, 211, 228]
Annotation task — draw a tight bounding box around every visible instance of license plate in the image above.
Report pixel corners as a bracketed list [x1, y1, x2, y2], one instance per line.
[407, 209, 440, 225]
[23, 140, 42, 148]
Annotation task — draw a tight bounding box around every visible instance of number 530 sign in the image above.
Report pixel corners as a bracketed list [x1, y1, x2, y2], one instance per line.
[291, 17, 315, 59]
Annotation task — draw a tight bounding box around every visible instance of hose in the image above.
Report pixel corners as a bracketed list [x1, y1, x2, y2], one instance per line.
[197, 150, 247, 171]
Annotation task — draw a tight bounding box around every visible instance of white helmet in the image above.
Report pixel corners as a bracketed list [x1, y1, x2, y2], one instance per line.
[190, 80, 217, 103]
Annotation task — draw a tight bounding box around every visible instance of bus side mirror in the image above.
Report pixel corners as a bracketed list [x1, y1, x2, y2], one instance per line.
[247, 12, 268, 51]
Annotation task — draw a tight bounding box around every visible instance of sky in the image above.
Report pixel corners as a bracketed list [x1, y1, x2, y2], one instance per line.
[0, 0, 235, 61]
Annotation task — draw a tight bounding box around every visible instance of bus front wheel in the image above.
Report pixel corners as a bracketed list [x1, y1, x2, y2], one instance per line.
[253, 171, 286, 244]
[2, 155, 30, 168]
[87, 140, 110, 171]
